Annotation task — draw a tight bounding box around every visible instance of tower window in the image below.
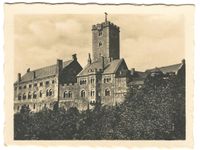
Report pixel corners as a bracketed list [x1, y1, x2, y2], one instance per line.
[40, 82, 43, 86]
[99, 42, 102, 47]
[46, 89, 49, 96]
[46, 81, 49, 85]
[99, 31, 102, 36]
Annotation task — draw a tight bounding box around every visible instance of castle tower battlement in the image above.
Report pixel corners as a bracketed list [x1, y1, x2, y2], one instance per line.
[92, 13, 120, 64]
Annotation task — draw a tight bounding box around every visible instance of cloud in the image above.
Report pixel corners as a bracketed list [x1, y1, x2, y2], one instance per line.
[14, 14, 185, 76]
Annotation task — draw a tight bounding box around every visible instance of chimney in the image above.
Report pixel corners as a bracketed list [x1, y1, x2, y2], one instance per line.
[27, 68, 30, 73]
[104, 12, 108, 23]
[182, 59, 185, 65]
[72, 54, 77, 61]
[33, 71, 36, 79]
[88, 53, 92, 64]
[130, 68, 135, 76]
[57, 59, 63, 73]
[101, 56, 105, 70]
[18, 73, 21, 82]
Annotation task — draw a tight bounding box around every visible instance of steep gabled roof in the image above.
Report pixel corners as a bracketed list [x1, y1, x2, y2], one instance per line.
[77, 61, 103, 76]
[77, 58, 126, 77]
[146, 63, 183, 74]
[15, 60, 73, 84]
[103, 59, 124, 74]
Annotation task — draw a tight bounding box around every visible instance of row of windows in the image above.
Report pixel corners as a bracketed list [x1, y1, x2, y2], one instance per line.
[63, 91, 72, 98]
[80, 89, 110, 98]
[104, 78, 111, 83]
[15, 80, 55, 90]
[18, 89, 53, 100]
[79, 78, 112, 86]
[18, 89, 111, 100]
[17, 103, 47, 111]
[80, 80, 87, 85]
[80, 78, 96, 85]
[62, 89, 111, 99]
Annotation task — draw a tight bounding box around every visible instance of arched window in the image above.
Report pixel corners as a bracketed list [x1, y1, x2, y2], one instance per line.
[99, 41, 102, 47]
[33, 91, 37, 99]
[18, 94, 21, 100]
[81, 90, 85, 98]
[28, 92, 31, 99]
[23, 93, 26, 100]
[49, 89, 53, 96]
[63, 91, 68, 98]
[105, 89, 110, 96]
[46, 89, 49, 96]
[39, 90, 43, 98]
[68, 91, 72, 98]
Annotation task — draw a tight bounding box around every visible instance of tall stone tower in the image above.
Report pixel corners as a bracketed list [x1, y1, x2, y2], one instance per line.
[91, 13, 120, 64]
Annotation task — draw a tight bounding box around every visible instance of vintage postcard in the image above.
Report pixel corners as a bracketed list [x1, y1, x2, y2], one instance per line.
[4, 3, 194, 148]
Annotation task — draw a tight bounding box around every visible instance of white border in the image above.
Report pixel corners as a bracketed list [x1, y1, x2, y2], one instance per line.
[0, 0, 199, 150]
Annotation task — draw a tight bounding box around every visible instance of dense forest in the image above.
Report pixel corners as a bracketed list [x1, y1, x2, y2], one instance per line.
[14, 73, 185, 140]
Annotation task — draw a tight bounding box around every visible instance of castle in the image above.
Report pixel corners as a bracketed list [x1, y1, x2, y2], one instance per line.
[14, 14, 185, 113]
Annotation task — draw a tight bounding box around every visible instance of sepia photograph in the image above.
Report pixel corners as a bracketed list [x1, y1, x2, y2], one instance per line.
[3, 3, 194, 147]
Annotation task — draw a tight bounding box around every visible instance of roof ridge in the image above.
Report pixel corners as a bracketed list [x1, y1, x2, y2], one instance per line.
[28, 59, 73, 73]
[112, 58, 124, 73]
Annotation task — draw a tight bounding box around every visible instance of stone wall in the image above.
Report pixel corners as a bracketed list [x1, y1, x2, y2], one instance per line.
[14, 75, 59, 113]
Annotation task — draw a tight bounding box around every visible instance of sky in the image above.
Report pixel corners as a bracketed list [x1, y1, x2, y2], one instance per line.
[14, 14, 185, 76]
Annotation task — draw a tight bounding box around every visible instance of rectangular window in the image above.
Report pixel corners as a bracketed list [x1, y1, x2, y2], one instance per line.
[104, 77, 111, 83]
[40, 82, 43, 86]
[34, 83, 37, 87]
[19, 86, 22, 89]
[91, 90, 95, 97]
[46, 81, 49, 85]
[29, 84, 32, 88]
[52, 80, 55, 84]
[14, 87, 17, 90]
[23, 85, 26, 89]
[80, 79, 87, 85]
[90, 78, 95, 84]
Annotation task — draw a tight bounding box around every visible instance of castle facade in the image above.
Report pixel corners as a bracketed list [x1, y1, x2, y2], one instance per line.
[14, 15, 185, 113]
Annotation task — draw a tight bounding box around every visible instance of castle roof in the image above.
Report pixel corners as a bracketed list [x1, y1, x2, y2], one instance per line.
[146, 63, 183, 74]
[15, 60, 73, 84]
[103, 59, 124, 74]
[77, 59, 124, 77]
